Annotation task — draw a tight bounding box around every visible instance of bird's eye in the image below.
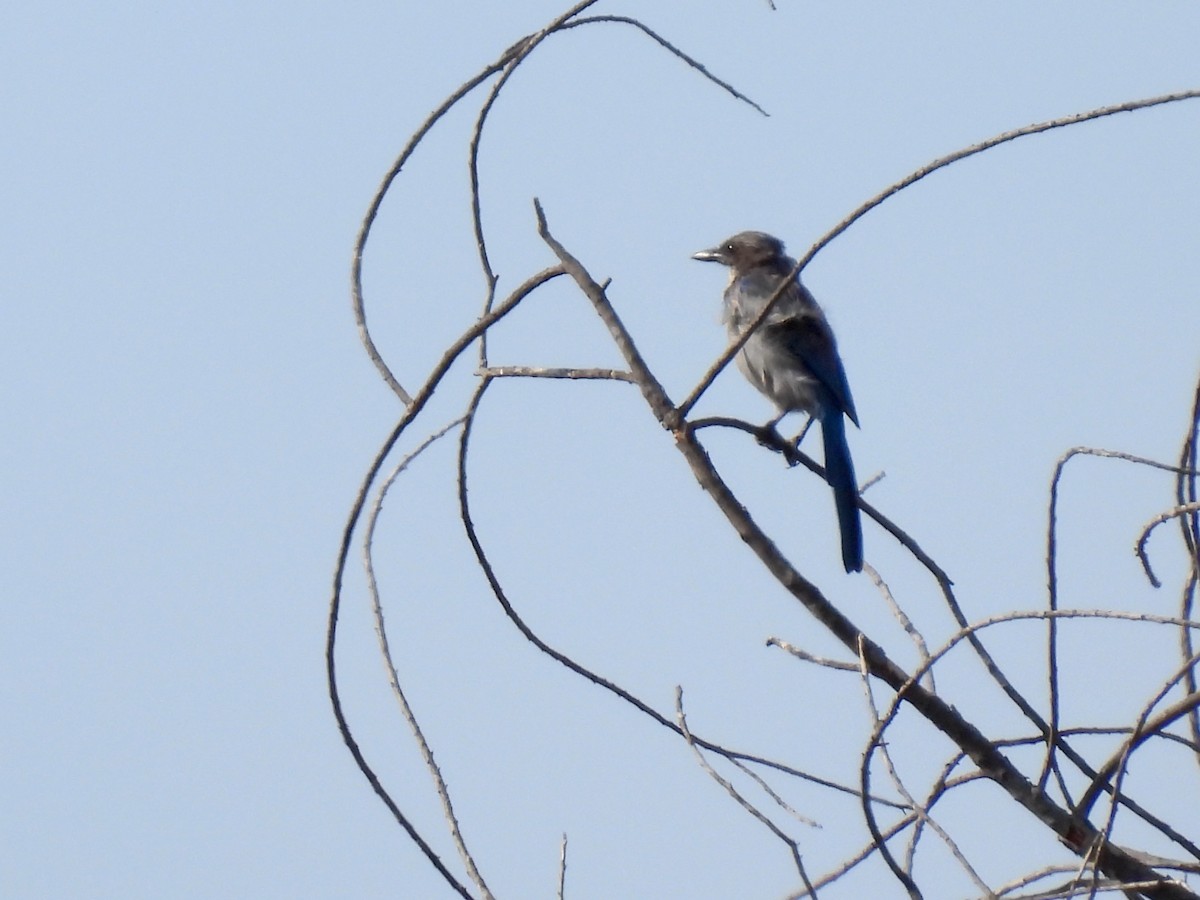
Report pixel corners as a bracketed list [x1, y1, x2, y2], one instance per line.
[724, 243, 735, 254]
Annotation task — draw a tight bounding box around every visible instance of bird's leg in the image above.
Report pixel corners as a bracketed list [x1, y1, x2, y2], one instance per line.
[759, 414, 813, 467]
[789, 414, 815, 451]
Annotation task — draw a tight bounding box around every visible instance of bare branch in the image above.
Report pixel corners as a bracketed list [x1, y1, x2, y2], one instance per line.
[361, 418, 494, 899]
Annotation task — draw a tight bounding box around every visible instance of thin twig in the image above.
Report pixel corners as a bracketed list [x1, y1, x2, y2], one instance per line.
[477, 365, 637, 382]
[557, 833, 568, 900]
[766, 637, 859, 672]
[560, 16, 768, 116]
[728, 756, 822, 829]
[361, 418, 494, 899]
[1137, 503, 1200, 589]
[675, 687, 817, 894]
[866, 563, 935, 693]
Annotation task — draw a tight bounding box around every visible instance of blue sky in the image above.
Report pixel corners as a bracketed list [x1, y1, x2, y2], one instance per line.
[5, 2, 1200, 898]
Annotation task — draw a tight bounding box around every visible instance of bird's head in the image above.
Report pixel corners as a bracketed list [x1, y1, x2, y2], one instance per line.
[691, 231, 786, 271]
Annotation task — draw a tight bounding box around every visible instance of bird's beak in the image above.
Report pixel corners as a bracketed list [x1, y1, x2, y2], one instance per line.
[691, 248, 723, 263]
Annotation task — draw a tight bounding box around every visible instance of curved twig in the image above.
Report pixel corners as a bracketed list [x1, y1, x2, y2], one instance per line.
[559, 15, 768, 116]
[1138, 503, 1200, 589]
[360, 418, 494, 899]
[349, 42, 539, 404]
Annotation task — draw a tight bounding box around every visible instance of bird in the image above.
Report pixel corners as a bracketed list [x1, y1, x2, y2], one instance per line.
[692, 230, 863, 573]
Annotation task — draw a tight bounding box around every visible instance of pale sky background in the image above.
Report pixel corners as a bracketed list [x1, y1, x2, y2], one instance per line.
[5, 2, 1200, 898]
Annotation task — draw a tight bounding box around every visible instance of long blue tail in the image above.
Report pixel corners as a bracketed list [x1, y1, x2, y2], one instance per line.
[820, 409, 863, 572]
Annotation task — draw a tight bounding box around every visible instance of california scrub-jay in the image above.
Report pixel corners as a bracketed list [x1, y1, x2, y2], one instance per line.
[692, 231, 863, 573]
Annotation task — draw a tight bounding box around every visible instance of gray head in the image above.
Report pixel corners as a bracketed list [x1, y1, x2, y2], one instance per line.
[692, 231, 787, 271]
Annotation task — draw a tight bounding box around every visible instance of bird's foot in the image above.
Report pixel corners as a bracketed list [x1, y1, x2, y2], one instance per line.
[753, 422, 784, 449]
[753, 421, 802, 467]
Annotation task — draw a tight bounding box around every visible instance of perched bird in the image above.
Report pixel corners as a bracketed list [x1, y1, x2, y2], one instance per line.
[692, 231, 863, 573]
